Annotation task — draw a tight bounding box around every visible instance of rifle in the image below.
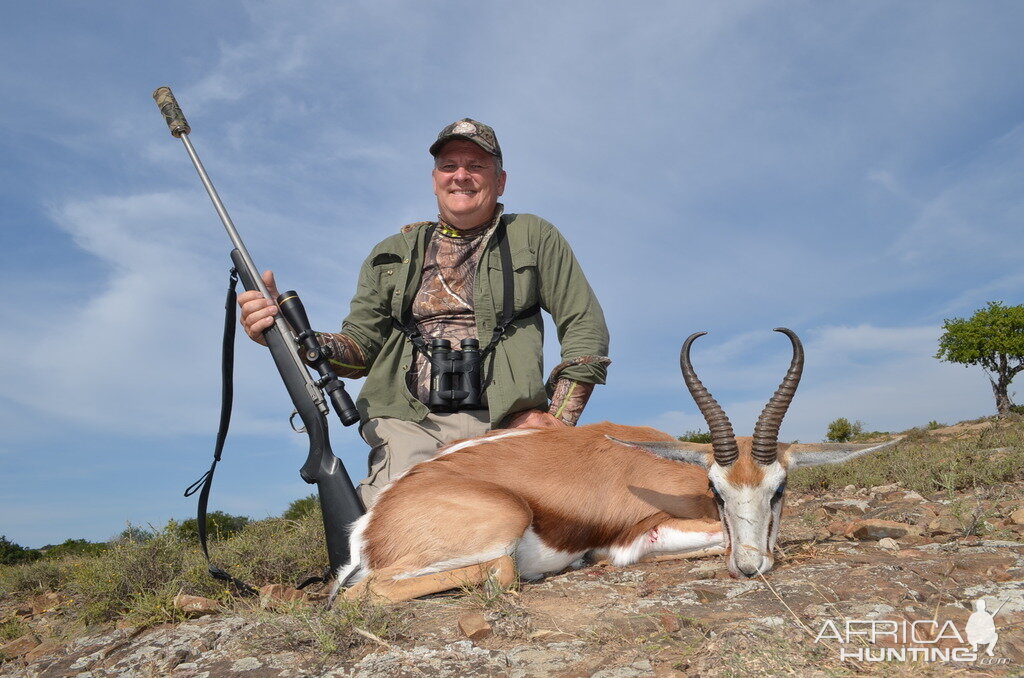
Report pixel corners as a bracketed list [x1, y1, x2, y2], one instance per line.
[153, 86, 365, 583]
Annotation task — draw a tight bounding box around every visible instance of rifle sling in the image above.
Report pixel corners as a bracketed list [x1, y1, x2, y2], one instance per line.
[183, 268, 258, 596]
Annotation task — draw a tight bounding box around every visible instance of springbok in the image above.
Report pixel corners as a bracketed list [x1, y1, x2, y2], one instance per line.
[331, 328, 900, 604]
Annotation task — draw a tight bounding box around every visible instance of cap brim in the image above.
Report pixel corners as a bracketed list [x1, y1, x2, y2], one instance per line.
[429, 135, 499, 158]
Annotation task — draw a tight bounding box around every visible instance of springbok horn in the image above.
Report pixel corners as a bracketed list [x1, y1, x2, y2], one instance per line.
[751, 328, 804, 465]
[680, 332, 739, 466]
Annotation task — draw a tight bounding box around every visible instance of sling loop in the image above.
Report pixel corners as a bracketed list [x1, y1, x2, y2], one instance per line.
[183, 268, 258, 595]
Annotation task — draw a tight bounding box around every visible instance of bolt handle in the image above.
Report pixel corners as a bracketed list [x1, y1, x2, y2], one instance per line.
[152, 86, 191, 137]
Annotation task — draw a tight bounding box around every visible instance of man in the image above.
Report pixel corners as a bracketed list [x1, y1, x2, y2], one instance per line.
[239, 118, 609, 506]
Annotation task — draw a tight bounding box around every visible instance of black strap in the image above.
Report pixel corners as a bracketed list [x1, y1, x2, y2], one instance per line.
[183, 268, 257, 595]
[393, 217, 540, 359]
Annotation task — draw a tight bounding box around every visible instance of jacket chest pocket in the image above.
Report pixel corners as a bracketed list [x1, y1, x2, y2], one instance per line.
[371, 252, 403, 312]
[490, 247, 537, 312]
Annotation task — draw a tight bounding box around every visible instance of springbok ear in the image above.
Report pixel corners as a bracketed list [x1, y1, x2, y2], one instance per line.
[782, 438, 903, 469]
[606, 436, 713, 468]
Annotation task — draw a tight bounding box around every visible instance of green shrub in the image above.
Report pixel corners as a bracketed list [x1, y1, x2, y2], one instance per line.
[175, 511, 251, 543]
[678, 429, 712, 444]
[1, 558, 74, 597]
[42, 539, 109, 560]
[282, 494, 320, 521]
[112, 524, 154, 544]
[0, 536, 40, 566]
[1, 617, 30, 641]
[825, 417, 863, 442]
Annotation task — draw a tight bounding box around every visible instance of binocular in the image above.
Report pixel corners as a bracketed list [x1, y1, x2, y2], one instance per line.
[427, 338, 483, 411]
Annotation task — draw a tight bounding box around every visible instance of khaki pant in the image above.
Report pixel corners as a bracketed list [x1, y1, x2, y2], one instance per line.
[356, 411, 491, 507]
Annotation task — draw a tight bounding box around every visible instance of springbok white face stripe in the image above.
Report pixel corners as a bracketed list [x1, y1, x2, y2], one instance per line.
[708, 461, 786, 577]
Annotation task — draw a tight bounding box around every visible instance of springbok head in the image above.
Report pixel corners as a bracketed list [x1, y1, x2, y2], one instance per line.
[612, 328, 900, 578]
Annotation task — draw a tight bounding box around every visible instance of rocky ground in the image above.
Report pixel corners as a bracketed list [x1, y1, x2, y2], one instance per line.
[3, 482, 1023, 676]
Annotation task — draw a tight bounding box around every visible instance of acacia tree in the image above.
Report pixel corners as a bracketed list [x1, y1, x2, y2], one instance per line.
[935, 301, 1024, 416]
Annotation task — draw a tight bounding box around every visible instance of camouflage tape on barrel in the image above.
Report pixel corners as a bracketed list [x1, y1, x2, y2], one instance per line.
[152, 86, 191, 137]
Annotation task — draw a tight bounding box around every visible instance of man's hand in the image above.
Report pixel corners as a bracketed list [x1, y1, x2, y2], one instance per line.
[507, 409, 567, 430]
[238, 270, 282, 346]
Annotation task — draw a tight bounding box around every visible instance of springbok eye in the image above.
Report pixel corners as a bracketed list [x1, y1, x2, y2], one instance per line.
[709, 482, 724, 505]
[771, 483, 786, 503]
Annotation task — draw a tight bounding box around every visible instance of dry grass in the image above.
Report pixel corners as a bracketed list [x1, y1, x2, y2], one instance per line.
[0, 511, 334, 628]
[789, 417, 1024, 493]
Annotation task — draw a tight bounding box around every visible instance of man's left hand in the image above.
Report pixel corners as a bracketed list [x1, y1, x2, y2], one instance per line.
[507, 409, 567, 430]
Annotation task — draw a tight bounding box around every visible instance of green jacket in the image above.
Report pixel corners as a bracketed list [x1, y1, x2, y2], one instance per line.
[340, 212, 609, 428]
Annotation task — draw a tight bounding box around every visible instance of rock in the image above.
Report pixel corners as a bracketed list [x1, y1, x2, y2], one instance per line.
[659, 612, 681, 633]
[842, 484, 857, 495]
[903, 490, 925, 502]
[827, 520, 851, 536]
[846, 519, 922, 540]
[929, 514, 962, 535]
[877, 537, 900, 550]
[31, 592, 60, 616]
[1010, 508, 1024, 525]
[822, 500, 870, 514]
[688, 562, 719, 580]
[870, 483, 900, 494]
[172, 594, 221, 617]
[259, 583, 308, 608]
[230, 657, 263, 671]
[458, 613, 492, 640]
[1, 633, 40, 658]
[24, 641, 62, 662]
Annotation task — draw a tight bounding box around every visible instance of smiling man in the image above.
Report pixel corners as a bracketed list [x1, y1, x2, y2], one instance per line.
[239, 118, 610, 506]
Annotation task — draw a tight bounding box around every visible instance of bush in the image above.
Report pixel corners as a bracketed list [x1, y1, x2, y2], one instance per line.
[112, 524, 154, 544]
[791, 418, 1024, 493]
[175, 511, 251, 543]
[282, 494, 320, 521]
[42, 539, 109, 560]
[678, 429, 712, 444]
[0, 536, 40, 566]
[0, 558, 73, 596]
[825, 417, 863, 442]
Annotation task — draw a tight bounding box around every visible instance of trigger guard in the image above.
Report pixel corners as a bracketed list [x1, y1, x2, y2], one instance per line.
[289, 409, 307, 434]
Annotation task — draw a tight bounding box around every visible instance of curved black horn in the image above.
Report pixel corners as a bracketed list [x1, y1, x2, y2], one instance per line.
[680, 332, 739, 466]
[751, 328, 804, 465]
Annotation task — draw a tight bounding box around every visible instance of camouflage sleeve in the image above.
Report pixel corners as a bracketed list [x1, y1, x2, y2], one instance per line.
[547, 378, 595, 426]
[545, 355, 612, 426]
[313, 332, 368, 379]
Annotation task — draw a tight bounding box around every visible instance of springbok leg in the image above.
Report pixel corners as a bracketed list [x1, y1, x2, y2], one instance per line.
[343, 555, 516, 603]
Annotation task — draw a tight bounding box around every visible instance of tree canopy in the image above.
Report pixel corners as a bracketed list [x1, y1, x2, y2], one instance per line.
[936, 301, 1024, 416]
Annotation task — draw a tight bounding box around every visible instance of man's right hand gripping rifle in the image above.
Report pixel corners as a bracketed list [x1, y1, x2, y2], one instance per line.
[239, 270, 367, 378]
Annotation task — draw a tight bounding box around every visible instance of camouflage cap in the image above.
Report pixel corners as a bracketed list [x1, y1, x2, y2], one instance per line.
[429, 118, 502, 160]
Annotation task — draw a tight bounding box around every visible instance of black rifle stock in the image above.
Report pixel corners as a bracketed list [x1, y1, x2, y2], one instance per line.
[230, 253, 364, 572]
[154, 86, 364, 577]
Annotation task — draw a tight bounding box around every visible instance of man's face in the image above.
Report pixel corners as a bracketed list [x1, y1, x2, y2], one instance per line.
[432, 140, 506, 228]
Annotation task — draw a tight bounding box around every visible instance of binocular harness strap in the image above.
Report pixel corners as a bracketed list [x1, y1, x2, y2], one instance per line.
[393, 218, 541, 361]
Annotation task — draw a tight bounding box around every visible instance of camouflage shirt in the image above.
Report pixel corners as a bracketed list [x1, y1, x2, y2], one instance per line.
[407, 210, 502, 403]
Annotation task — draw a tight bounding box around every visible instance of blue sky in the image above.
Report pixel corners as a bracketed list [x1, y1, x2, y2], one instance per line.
[2, 2, 1022, 548]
